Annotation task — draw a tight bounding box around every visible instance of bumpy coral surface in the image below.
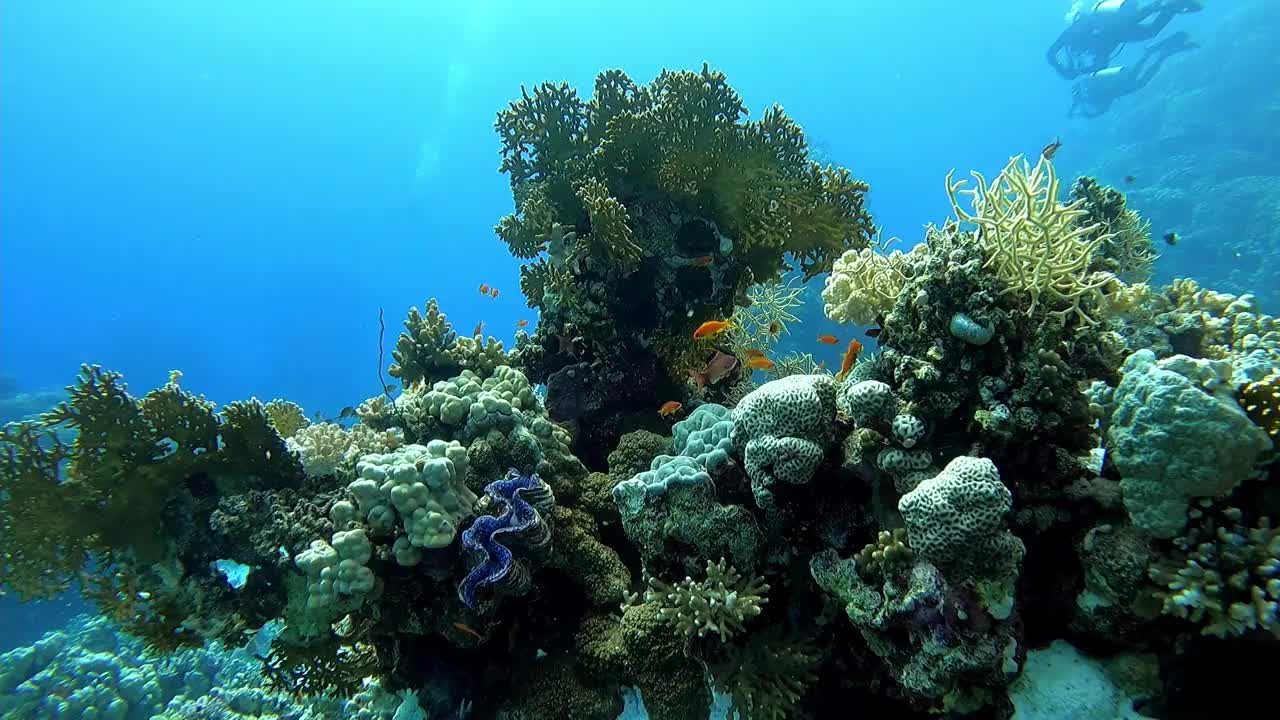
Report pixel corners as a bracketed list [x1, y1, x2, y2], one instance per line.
[731, 374, 837, 507]
[1108, 350, 1270, 538]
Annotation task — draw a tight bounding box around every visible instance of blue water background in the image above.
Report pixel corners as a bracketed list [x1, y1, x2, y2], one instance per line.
[0, 0, 1271, 649]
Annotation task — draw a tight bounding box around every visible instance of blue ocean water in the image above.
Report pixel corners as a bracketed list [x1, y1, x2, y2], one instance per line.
[2, 1, 1277, 718]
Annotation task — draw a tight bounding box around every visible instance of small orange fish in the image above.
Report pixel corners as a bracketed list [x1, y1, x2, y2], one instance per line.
[745, 356, 775, 371]
[658, 401, 683, 417]
[689, 255, 714, 267]
[1041, 137, 1062, 161]
[515, 319, 529, 329]
[768, 320, 782, 336]
[489, 288, 500, 299]
[743, 348, 766, 359]
[816, 334, 839, 345]
[479, 283, 490, 295]
[693, 320, 732, 340]
[453, 622, 483, 641]
[474, 321, 484, 337]
[837, 339, 863, 379]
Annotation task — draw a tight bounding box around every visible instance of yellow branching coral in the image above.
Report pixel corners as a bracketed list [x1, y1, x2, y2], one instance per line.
[575, 176, 642, 273]
[947, 155, 1117, 325]
[726, 278, 805, 355]
[822, 238, 915, 325]
[644, 558, 769, 642]
[264, 399, 310, 440]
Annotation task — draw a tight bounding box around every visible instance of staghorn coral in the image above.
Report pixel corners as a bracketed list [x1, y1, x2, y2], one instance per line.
[0, 366, 302, 600]
[1070, 176, 1158, 284]
[643, 558, 768, 642]
[947, 155, 1117, 326]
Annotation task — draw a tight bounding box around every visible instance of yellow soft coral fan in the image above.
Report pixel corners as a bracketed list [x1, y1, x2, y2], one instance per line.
[947, 155, 1116, 326]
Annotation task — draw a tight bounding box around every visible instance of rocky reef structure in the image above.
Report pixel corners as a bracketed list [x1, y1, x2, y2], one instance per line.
[4, 65, 1279, 720]
[494, 64, 877, 465]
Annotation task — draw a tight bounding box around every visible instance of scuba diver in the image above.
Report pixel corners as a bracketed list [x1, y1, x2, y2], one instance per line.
[1047, 0, 1203, 80]
[1069, 31, 1199, 118]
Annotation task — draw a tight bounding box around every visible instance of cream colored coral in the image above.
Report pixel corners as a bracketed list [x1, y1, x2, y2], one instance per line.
[287, 422, 350, 478]
[822, 243, 912, 325]
[946, 155, 1116, 325]
[287, 422, 404, 479]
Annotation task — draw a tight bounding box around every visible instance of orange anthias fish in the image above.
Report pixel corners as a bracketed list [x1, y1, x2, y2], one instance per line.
[473, 321, 484, 337]
[836, 339, 863, 380]
[693, 320, 733, 340]
[816, 334, 839, 345]
[515, 319, 529, 329]
[453, 622, 484, 641]
[688, 255, 714, 267]
[1041, 137, 1062, 160]
[479, 283, 490, 295]
[744, 355, 775, 371]
[489, 287, 500, 299]
[658, 400, 683, 417]
[743, 348, 766, 359]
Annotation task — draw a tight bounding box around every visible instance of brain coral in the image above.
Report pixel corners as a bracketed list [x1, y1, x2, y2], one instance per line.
[730, 374, 837, 508]
[1107, 350, 1271, 538]
[898, 456, 1024, 601]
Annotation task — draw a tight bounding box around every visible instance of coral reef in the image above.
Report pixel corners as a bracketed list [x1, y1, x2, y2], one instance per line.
[12, 63, 1280, 720]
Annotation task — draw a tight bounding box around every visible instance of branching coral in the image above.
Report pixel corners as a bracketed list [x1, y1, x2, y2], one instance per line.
[712, 629, 819, 720]
[1148, 505, 1280, 638]
[855, 528, 913, 579]
[264, 399, 310, 440]
[823, 238, 915, 326]
[1071, 177, 1158, 284]
[643, 558, 769, 642]
[947, 155, 1117, 325]
[726, 278, 805, 355]
[574, 176, 642, 273]
[494, 64, 875, 285]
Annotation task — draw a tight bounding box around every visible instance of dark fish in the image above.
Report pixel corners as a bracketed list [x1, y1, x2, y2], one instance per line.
[337, 406, 357, 420]
[1163, 231, 1178, 246]
[1041, 137, 1062, 161]
[865, 327, 882, 339]
[1123, 175, 1136, 184]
